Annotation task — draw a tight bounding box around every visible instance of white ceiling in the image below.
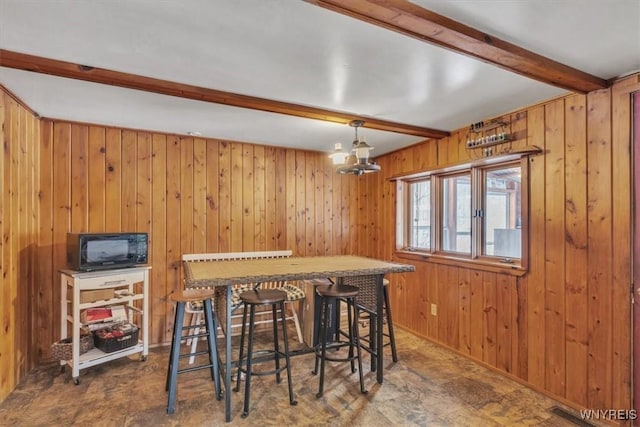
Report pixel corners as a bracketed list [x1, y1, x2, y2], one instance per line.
[0, 0, 638, 156]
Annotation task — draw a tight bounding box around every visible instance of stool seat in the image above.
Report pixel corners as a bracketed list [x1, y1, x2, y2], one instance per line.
[315, 284, 359, 298]
[171, 288, 216, 303]
[239, 289, 286, 305]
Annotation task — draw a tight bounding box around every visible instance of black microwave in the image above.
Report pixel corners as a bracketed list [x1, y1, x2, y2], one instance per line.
[67, 232, 148, 271]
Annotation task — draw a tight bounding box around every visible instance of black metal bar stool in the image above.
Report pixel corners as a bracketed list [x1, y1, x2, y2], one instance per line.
[358, 278, 398, 362]
[234, 288, 297, 418]
[166, 289, 221, 414]
[312, 283, 367, 397]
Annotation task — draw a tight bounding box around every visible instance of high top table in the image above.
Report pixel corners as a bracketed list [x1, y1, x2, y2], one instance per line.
[183, 254, 415, 422]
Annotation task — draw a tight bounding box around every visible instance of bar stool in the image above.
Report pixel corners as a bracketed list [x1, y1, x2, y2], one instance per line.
[312, 284, 367, 397]
[166, 289, 221, 415]
[358, 278, 398, 362]
[234, 289, 297, 418]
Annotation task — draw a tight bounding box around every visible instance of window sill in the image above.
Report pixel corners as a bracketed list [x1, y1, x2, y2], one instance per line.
[395, 250, 527, 277]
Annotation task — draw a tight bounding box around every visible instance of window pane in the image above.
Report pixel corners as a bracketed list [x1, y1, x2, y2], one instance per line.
[484, 166, 521, 258]
[409, 180, 431, 249]
[442, 174, 471, 254]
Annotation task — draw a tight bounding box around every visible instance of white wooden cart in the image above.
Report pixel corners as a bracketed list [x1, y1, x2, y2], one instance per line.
[59, 266, 150, 384]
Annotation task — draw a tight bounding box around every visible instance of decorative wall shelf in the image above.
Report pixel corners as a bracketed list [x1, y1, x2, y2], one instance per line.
[466, 134, 512, 149]
[469, 120, 509, 133]
[467, 119, 512, 150]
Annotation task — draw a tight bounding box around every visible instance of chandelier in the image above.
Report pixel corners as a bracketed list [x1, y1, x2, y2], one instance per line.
[329, 120, 381, 176]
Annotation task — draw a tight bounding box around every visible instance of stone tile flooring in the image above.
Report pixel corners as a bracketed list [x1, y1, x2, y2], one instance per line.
[0, 327, 599, 426]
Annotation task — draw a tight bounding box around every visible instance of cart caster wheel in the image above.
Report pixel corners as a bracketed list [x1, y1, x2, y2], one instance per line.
[140, 355, 147, 362]
[73, 377, 80, 385]
[60, 366, 66, 374]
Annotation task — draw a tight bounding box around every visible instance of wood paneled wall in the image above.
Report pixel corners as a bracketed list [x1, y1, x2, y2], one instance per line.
[35, 121, 358, 351]
[358, 75, 639, 411]
[0, 91, 41, 402]
[1, 74, 638, 411]
[0, 83, 361, 403]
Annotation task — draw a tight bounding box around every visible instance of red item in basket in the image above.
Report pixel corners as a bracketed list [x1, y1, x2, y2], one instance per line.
[83, 307, 112, 322]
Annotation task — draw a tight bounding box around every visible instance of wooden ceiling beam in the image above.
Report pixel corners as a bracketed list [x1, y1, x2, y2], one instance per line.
[306, 0, 608, 93]
[0, 49, 450, 139]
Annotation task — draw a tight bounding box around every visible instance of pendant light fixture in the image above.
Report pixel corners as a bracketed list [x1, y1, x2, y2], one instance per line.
[329, 120, 381, 176]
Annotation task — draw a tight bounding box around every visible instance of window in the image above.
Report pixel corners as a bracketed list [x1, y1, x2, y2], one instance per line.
[482, 165, 522, 259]
[441, 173, 471, 254]
[397, 158, 527, 269]
[408, 179, 431, 250]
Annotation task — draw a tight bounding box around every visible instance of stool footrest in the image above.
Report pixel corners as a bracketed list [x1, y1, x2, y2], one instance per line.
[237, 349, 285, 364]
[178, 349, 211, 359]
[180, 331, 212, 340]
[359, 332, 392, 343]
[337, 327, 379, 357]
[316, 353, 359, 363]
[238, 364, 290, 378]
[314, 341, 359, 363]
[313, 340, 353, 351]
[237, 349, 290, 377]
[177, 363, 217, 375]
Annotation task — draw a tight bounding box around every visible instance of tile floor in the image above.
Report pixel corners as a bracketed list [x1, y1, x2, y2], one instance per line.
[0, 327, 601, 426]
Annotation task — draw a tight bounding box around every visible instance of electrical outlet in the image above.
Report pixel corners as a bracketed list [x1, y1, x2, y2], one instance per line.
[430, 303, 437, 316]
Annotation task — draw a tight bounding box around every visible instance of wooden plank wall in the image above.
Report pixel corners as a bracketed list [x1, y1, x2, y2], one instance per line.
[0, 90, 40, 403]
[357, 76, 638, 411]
[1, 74, 638, 412]
[34, 121, 357, 353]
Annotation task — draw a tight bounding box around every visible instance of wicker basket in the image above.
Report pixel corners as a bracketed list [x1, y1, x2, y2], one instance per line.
[94, 324, 139, 353]
[51, 334, 94, 360]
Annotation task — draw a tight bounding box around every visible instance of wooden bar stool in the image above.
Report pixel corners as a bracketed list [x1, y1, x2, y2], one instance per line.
[166, 289, 221, 414]
[234, 289, 297, 418]
[312, 284, 367, 397]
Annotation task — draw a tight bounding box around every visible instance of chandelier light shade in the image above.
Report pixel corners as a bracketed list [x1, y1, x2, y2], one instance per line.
[328, 143, 349, 165]
[329, 120, 381, 176]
